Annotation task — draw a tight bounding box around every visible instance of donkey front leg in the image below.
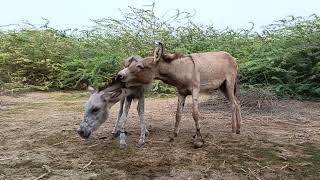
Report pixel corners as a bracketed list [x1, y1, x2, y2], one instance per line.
[119, 96, 132, 148]
[112, 98, 125, 137]
[137, 95, 148, 147]
[192, 88, 204, 148]
[173, 93, 186, 137]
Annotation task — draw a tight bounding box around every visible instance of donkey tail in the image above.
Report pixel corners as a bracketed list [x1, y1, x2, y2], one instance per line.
[234, 75, 239, 98]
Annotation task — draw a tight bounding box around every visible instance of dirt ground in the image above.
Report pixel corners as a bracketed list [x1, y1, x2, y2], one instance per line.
[0, 91, 320, 180]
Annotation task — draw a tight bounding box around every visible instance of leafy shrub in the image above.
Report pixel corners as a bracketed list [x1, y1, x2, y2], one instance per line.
[0, 5, 319, 100]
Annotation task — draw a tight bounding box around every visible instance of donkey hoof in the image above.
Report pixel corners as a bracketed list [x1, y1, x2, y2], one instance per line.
[119, 143, 127, 149]
[112, 131, 120, 138]
[137, 140, 145, 148]
[236, 130, 240, 134]
[145, 129, 150, 136]
[193, 140, 204, 149]
[174, 132, 178, 137]
[192, 135, 204, 149]
[168, 136, 175, 142]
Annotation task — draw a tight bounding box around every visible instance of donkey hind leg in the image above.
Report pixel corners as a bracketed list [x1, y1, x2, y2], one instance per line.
[137, 95, 148, 147]
[191, 88, 204, 148]
[234, 84, 242, 134]
[219, 80, 235, 133]
[225, 79, 241, 134]
[119, 96, 133, 148]
[112, 98, 125, 137]
[173, 94, 186, 137]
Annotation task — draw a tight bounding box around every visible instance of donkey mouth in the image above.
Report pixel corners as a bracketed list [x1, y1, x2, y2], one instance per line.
[77, 129, 91, 139]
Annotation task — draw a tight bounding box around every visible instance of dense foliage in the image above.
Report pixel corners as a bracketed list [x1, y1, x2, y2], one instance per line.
[0, 5, 319, 100]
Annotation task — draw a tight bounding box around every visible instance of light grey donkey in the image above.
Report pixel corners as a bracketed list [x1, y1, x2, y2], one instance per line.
[78, 56, 150, 148]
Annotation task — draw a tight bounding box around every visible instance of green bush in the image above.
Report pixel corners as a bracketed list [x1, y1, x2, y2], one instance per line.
[0, 5, 319, 100]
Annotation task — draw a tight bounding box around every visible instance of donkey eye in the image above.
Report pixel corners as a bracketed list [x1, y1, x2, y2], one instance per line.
[136, 64, 144, 69]
[92, 108, 100, 113]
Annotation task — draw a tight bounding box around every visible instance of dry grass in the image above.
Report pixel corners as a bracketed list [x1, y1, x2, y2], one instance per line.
[0, 91, 319, 179]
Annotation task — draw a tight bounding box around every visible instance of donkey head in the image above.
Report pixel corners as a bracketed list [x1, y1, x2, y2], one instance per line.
[78, 84, 129, 139]
[118, 42, 168, 87]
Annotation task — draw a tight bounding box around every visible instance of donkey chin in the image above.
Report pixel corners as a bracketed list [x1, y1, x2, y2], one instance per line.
[77, 121, 103, 139]
[77, 122, 92, 139]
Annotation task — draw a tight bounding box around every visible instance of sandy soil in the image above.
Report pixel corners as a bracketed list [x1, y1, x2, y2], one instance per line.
[0, 91, 319, 180]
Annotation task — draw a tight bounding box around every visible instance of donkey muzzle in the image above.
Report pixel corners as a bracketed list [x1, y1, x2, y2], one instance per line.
[77, 128, 91, 139]
[117, 69, 128, 81]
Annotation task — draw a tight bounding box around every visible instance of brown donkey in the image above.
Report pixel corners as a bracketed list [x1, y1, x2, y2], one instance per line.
[118, 42, 242, 148]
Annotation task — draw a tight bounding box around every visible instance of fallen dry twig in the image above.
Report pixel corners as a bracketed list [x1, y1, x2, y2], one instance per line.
[221, 160, 226, 168]
[248, 168, 262, 180]
[244, 154, 260, 161]
[275, 121, 310, 127]
[88, 144, 98, 148]
[52, 142, 64, 146]
[83, 160, 93, 169]
[281, 163, 289, 170]
[240, 168, 247, 173]
[206, 141, 224, 149]
[34, 165, 51, 180]
[0, 157, 12, 161]
[256, 162, 274, 172]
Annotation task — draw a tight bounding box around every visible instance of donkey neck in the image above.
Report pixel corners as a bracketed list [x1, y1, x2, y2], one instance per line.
[155, 58, 194, 87]
[102, 77, 124, 92]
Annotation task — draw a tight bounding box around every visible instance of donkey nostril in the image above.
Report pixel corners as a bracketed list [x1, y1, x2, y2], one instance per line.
[77, 129, 84, 136]
[118, 74, 124, 79]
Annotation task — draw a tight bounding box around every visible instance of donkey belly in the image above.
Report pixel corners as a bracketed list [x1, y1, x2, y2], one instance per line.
[199, 78, 225, 92]
[198, 61, 227, 92]
[193, 52, 233, 93]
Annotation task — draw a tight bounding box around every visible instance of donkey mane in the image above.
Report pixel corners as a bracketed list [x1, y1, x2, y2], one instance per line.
[99, 76, 124, 92]
[162, 52, 184, 62]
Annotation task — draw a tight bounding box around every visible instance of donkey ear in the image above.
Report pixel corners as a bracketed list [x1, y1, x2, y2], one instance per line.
[110, 89, 122, 99]
[124, 55, 143, 67]
[154, 41, 164, 63]
[105, 89, 123, 102]
[88, 86, 96, 94]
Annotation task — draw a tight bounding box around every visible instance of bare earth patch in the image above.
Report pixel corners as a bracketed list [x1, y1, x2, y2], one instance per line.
[0, 91, 319, 179]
